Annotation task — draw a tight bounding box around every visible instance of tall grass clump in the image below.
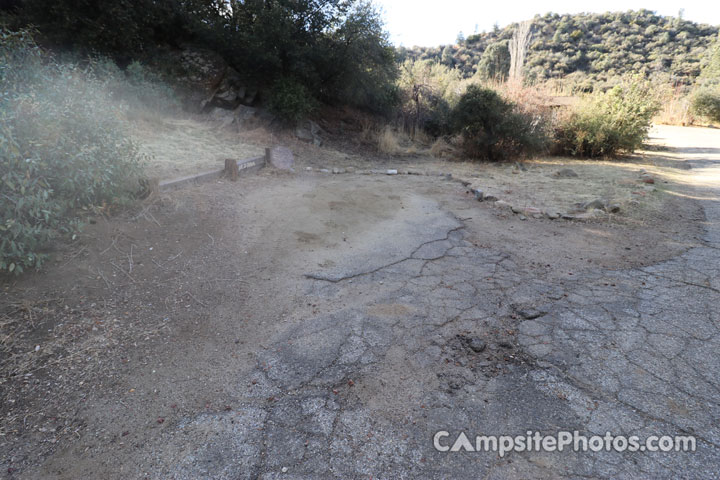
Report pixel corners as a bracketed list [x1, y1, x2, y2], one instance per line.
[554, 77, 661, 157]
[0, 28, 146, 274]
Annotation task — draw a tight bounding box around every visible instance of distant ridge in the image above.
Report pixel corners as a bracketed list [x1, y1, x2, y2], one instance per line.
[399, 10, 719, 86]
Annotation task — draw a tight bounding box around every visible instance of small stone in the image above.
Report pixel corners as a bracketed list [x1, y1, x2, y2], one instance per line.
[640, 175, 655, 184]
[495, 200, 512, 209]
[472, 189, 484, 201]
[554, 168, 579, 178]
[483, 195, 498, 202]
[467, 337, 487, 353]
[386, 169, 398, 175]
[305, 167, 313, 171]
[524, 207, 542, 215]
[583, 199, 606, 210]
[606, 204, 621, 213]
[511, 205, 523, 214]
[282, 467, 288, 473]
[546, 211, 560, 220]
[518, 215, 527, 221]
[319, 168, 330, 173]
[332, 168, 345, 174]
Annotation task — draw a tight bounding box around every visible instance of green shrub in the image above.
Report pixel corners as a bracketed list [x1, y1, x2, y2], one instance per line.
[267, 78, 317, 123]
[1, 29, 145, 274]
[449, 85, 549, 161]
[554, 78, 660, 157]
[691, 89, 720, 123]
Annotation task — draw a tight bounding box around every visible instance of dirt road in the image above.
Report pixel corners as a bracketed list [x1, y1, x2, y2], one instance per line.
[3, 126, 720, 478]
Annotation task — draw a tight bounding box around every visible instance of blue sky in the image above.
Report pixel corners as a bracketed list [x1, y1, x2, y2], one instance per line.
[373, 0, 720, 47]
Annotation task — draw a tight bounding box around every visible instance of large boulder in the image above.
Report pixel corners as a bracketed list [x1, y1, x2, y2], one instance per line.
[295, 120, 324, 146]
[174, 46, 228, 112]
[173, 46, 253, 112]
[209, 67, 245, 109]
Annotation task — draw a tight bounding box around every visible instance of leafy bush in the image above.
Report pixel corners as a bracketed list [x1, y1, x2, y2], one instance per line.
[691, 89, 720, 123]
[449, 85, 548, 161]
[1, 29, 145, 274]
[267, 78, 317, 123]
[554, 78, 661, 157]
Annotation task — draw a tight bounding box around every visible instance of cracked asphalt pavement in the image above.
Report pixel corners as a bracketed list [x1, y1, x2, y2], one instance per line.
[20, 126, 720, 479]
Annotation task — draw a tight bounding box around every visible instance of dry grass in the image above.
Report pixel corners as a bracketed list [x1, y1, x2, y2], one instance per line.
[430, 137, 456, 158]
[131, 113, 264, 179]
[655, 86, 694, 126]
[377, 125, 403, 155]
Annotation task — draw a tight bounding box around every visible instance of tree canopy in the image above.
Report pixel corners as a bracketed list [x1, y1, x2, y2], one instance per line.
[8, 0, 398, 113]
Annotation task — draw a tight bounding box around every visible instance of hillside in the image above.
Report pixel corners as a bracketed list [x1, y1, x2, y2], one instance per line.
[400, 10, 719, 87]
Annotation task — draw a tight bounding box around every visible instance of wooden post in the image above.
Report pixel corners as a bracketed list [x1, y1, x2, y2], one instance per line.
[265, 147, 272, 167]
[224, 158, 239, 181]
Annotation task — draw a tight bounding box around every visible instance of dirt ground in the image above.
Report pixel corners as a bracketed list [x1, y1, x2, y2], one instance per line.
[0, 125, 717, 478]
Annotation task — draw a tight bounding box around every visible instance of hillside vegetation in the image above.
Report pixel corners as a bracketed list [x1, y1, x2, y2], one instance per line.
[402, 10, 719, 89]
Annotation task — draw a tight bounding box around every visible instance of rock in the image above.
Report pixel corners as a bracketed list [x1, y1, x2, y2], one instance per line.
[209, 107, 236, 128]
[640, 175, 655, 184]
[233, 104, 258, 129]
[468, 337, 486, 353]
[511, 205, 523, 214]
[583, 199, 607, 210]
[386, 169, 398, 175]
[561, 213, 576, 220]
[495, 200, 512, 210]
[319, 169, 330, 173]
[175, 46, 228, 112]
[332, 168, 345, 174]
[460, 336, 487, 353]
[483, 195, 498, 202]
[569, 202, 587, 214]
[305, 167, 313, 171]
[295, 120, 324, 146]
[554, 168, 579, 178]
[295, 126, 315, 143]
[546, 211, 560, 220]
[606, 203, 621, 213]
[267, 146, 294, 170]
[212, 67, 245, 108]
[472, 189, 484, 201]
[518, 215, 527, 220]
[524, 207, 542, 215]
